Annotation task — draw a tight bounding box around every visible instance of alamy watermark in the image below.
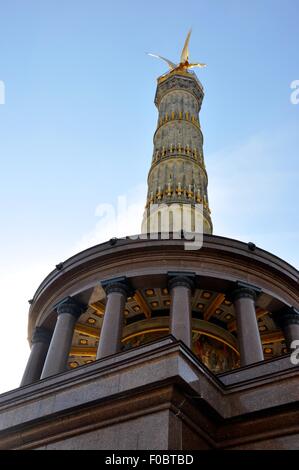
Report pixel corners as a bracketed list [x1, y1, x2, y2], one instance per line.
[142, 202, 204, 250]
[93, 195, 205, 251]
[290, 80, 299, 104]
[290, 340, 299, 365]
[0, 80, 5, 105]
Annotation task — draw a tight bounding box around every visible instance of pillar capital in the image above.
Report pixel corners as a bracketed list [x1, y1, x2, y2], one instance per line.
[274, 306, 299, 327]
[102, 277, 133, 297]
[168, 272, 195, 292]
[56, 297, 84, 319]
[230, 281, 261, 302]
[31, 326, 52, 345]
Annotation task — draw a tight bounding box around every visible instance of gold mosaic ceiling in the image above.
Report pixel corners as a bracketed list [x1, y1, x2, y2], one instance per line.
[68, 287, 286, 372]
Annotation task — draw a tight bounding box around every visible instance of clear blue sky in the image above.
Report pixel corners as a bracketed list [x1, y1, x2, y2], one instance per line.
[0, 0, 298, 392]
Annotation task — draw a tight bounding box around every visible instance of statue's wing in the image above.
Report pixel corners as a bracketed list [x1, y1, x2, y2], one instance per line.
[187, 62, 207, 69]
[180, 29, 192, 63]
[147, 53, 176, 70]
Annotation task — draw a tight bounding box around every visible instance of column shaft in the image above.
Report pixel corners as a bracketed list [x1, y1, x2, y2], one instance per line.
[20, 327, 52, 386]
[283, 323, 299, 350]
[275, 307, 299, 350]
[169, 275, 194, 348]
[41, 298, 82, 379]
[96, 282, 129, 359]
[233, 288, 264, 366]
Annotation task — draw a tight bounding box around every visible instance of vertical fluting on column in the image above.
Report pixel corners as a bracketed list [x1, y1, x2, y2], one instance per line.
[274, 307, 299, 351]
[96, 278, 132, 359]
[20, 327, 52, 386]
[168, 272, 195, 348]
[40, 297, 83, 379]
[231, 283, 264, 366]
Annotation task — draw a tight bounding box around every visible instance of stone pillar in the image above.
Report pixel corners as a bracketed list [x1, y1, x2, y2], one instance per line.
[96, 278, 131, 359]
[20, 327, 52, 387]
[232, 283, 264, 366]
[168, 273, 195, 348]
[40, 297, 83, 379]
[275, 307, 299, 351]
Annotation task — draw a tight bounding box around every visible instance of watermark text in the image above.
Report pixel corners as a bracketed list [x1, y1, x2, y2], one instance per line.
[290, 80, 299, 104]
[290, 340, 299, 365]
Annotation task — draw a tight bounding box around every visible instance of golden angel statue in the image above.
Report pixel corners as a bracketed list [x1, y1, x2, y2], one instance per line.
[147, 29, 206, 72]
